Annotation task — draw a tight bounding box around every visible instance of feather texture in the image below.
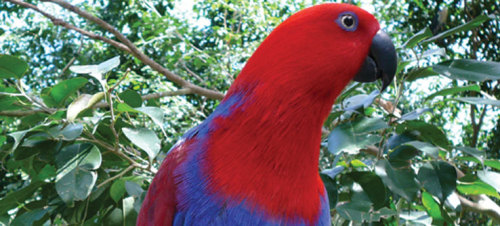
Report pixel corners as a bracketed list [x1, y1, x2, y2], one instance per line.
[138, 3, 381, 225]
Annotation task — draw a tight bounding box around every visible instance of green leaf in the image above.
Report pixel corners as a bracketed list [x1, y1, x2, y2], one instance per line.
[11, 208, 49, 226]
[354, 117, 389, 133]
[125, 181, 144, 197]
[445, 192, 461, 211]
[401, 27, 433, 49]
[396, 121, 450, 150]
[389, 145, 419, 163]
[375, 159, 420, 201]
[47, 124, 84, 141]
[457, 179, 500, 199]
[397, 61, 412, 76]
[328, 117, 387, 154]
[336, 83, 361, 103]
[404, 141, 439, 158]
[70, 56, 120, 74]
[400, 211, 432, 225]
[399, 108, 432, 121]
[110, 179, 126, 203]
[44, 77, 88, 107]
[122, 127, 161, 160]
[433, 59, 500, 82]
[55, 143, 102, 204]
[417, 161, 457, 202]
[421, 191, 443, 222]
[0, 90, 25, 111]
[70, 56, 120, 92]
[322, 166, 345, 179]
[38, 164, 56, 181]
[14, 138, 56, 161]
[6, 123, 52, 153]
[7, 129, 31, 152]
[336, 202, 396, 222]
[455, 146, 485, 164]
[116, 103, 140, 113]
[0, 135, 6, 149]
[453, 97, 500, 107]
[485, 160, 500, 171]
[336, 201, 371, 221]
[425, 85, 481, 102]
[41, 87, 57, 108]
[406, 67, 438, 82]
[324, 111, 344, 127]
[67, 92, 105, 122]
[456, 156, 479, 163]
[0, 181, 45, 214]
[387, 132, 418, 149]
[477, 170, 500, 192]
[136, 107, 165, 134]
[319, 173, 337, 208]
[348, 171, 388, 210]
[343, 90, 379, 112]
[0, 54, 28, 79]
[119, 90, 142, 108]
[350, 159, 367, 168]
[424, 14, 492, 43]
[420, 48, 447, 59]
[122, 196, 136, 224]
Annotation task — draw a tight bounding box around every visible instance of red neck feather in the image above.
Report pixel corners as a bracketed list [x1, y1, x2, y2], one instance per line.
[204, 3, 378, 222]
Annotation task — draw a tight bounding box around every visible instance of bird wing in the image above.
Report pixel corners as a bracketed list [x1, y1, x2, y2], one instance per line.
[136, 138, 189, 225]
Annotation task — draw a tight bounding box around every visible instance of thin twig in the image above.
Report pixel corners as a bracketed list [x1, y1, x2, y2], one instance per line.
[458, 194, 500, 222]
[180, 60, 206, 83]
[58, 36, 84, 78]
[42, 0, 224, 100]
[0, 109, 55, 117]
[77, 136, 146, 170]
[141, 88, 193, 100]
[3, 0, 132, 53]
[108, 68, 130, 93]
[15, 80, 54, 114]
[471, 105, 488, 147]
[96, 164, 135, 188]
[0, 92, 24, 97]
[107, 89, 120, 151]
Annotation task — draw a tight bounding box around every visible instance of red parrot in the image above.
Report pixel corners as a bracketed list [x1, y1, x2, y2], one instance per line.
[138, 3, 396, 225]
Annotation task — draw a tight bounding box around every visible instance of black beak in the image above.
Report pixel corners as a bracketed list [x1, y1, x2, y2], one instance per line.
[353, 30, 397, 92]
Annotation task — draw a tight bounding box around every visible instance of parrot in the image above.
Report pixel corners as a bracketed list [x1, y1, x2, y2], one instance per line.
[137, 3, 397, 225]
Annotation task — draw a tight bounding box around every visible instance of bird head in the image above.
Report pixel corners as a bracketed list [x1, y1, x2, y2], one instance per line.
[232, 3, 397, 99]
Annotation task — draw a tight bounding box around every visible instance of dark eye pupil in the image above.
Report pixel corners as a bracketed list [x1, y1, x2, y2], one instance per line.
[343, 16, 354, 27]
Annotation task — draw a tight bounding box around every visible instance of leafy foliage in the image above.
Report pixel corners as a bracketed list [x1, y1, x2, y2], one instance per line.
[0, 0, 499, 225]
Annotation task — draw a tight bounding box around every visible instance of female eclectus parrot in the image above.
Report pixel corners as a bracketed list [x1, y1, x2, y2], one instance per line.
[138, 3, 396, 225]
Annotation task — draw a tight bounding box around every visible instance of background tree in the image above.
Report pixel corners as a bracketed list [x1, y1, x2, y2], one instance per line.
[0, 0, 499, 225]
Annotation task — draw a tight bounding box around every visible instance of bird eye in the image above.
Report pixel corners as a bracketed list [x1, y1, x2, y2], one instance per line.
[336, 12, 358, 31]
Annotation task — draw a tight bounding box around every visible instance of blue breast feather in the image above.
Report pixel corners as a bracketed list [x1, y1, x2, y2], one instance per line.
[170, 92, 331, 225]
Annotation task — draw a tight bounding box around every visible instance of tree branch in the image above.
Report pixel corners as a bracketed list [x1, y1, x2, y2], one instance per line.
[96, 164, 135, 189]
[458, 194, 500, 223]
[3, 0, 132, 53]
[141, 88, 193, 101]
[471, 105, 488, 147]
[58, 36, 85, 78]
[42, 0, 224, 100]
[0, 109, 54, 117]
[4, 0, 224, 100]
